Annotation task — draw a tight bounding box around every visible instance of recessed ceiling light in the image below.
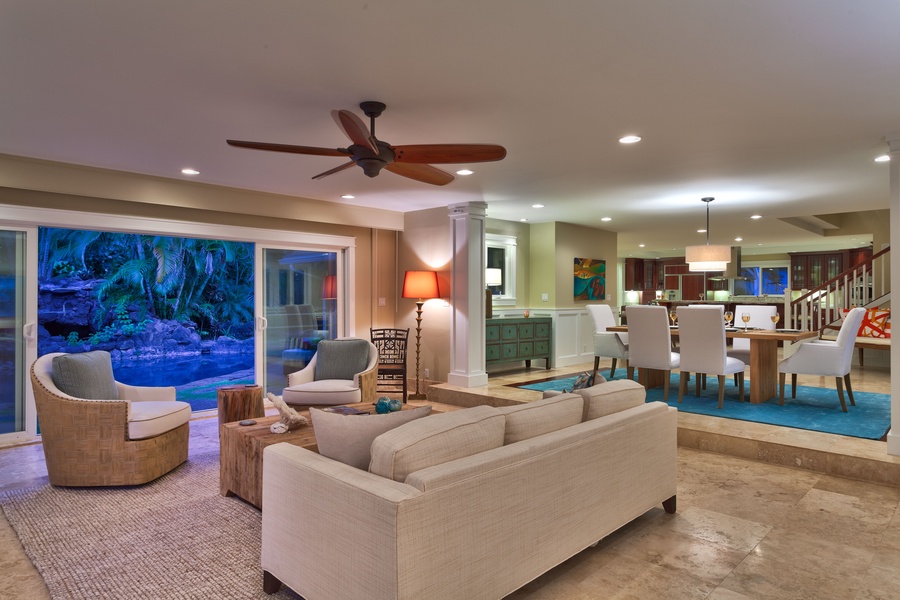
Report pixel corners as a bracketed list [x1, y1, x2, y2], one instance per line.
[735, 237, 743, 242]
[456, 169, 474, 175]
[181, 168, 200, 176]
[532, 204, 544, 208]
[341, 194, 355, 199]
[757, 243, 763, 246]
[750, 215, 762, 219]
[520, 218, 528, 222]
[619, 135, 641, 144]
[600, 217, 612, 222]
[638, 244, 646, 248]
[697, 229, 707, 233]
[875, 155, 890, 162]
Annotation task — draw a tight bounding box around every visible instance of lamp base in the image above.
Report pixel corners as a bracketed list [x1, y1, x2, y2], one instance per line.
[407, 393, 428, 400]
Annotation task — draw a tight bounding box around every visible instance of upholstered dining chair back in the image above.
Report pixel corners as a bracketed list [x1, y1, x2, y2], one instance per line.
[676, 306, 730, 374]
[729, 304, 777, 360]
[587, 304, 630, 380]
[624, 305, 677, 371]
[676, 306, 745, 407]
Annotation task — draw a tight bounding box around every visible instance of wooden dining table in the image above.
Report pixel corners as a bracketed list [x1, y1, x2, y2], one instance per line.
[607, 326, 817, 404]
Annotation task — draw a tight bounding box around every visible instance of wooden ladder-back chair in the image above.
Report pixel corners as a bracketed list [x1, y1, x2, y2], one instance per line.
[370, 328, 410, 402]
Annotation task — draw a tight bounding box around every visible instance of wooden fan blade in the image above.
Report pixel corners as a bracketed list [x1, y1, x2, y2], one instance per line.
[227, 140, 349, 157]
[331, 110, 378, 154]
[385, 162, 454, 186]
[312, 161, 357, 180]
[393, 144, 507, 164]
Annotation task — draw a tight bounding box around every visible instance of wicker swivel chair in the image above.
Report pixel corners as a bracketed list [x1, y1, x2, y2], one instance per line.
[30, 352, 191, 487]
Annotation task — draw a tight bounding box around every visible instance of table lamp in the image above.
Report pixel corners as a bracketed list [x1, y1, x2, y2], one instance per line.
[402, 270, 440, 400]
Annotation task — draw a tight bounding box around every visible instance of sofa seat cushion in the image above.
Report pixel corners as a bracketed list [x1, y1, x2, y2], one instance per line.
[498, 394, 584, 444]
[369, 405, 505, 482]
[310, 406, 432, 469]
[127, 400, 191, 440]
[576, 379, 646, 421]
[313, 339, 370, 381]
[282, 380, 361, 406]
[51, 351, 119, 400]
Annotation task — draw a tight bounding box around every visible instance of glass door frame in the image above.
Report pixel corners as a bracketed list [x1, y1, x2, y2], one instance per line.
[0, 202, 356, 438]
[0, 224, 38, 444]
[255, 242, 355, 395]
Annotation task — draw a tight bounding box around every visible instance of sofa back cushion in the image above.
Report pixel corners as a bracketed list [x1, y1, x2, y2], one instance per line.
[51, 351, 119, 400]
[498, 394, 584, 444]
[369, 405, 505, 482]
[576, 379, 646, 421]
[314, 339, 370, 381]
[310, 406, 432, 469]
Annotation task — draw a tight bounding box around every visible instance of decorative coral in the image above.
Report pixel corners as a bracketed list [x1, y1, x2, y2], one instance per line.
[266, 392, 308, 433]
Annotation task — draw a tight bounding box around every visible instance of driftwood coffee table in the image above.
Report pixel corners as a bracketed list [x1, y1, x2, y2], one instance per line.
[219, 401, 460, 509]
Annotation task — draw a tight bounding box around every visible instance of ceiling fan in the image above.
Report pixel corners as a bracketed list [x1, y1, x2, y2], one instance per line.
[227, 101, 507, 186]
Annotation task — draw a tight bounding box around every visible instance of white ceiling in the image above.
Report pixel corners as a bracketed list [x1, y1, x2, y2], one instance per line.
[2, 1, 898, 258]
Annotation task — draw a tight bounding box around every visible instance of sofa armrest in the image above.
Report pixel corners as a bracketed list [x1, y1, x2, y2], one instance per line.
[116, 382, 176, 402]
[261, 443, 419, 599]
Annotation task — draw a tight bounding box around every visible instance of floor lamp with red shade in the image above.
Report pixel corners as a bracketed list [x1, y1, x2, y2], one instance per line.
[402, 270, 440, 400]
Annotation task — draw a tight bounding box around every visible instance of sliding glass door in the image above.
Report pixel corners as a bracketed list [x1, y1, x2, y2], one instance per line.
[260, 248, 340, 396]
[0, 226, 36, 441]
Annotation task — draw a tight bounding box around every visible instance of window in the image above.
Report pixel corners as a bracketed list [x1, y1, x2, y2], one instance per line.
[734, 266, 788, 296]
[486, 233, 516, 306]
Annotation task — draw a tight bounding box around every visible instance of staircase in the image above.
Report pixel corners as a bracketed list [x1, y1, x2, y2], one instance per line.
[786, 246, 890, 334]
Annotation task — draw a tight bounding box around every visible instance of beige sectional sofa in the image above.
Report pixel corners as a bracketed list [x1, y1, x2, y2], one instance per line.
[260, 379, 677, 600]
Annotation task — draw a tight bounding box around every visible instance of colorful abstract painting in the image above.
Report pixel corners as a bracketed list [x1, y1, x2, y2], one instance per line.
[574, 257, 605, 300]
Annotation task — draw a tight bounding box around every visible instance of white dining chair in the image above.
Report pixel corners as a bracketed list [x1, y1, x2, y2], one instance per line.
[727, 304, 778, 364]
[778, 307, 866, 412]
[625, 305, 680, 401]
[676, 306, 745, 408]
[587, 304, 632, 381]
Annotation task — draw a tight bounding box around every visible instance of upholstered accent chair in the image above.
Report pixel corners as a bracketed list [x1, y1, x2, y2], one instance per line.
[282, 337, 379, 407]
[586, 304, 632, 381]
[30, 351, 191, 487]
[779, 307, 866, 412]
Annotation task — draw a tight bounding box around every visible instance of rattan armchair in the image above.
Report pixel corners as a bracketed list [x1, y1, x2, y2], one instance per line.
[30, 352, 191, 487]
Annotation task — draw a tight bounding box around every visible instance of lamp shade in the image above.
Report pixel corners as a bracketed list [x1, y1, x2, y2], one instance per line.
[402, 270, 440, 300]
[485, 268, 502, 287]
[685, 244, 731, 272]
[322, 275, 337, 300]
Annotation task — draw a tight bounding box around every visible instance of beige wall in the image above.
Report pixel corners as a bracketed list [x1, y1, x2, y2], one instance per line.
[400, 207, 454, 385]
[0, 157, 405, 338]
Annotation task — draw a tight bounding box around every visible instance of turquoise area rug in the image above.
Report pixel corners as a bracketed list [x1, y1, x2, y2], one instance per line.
[516, 372, 891, 440]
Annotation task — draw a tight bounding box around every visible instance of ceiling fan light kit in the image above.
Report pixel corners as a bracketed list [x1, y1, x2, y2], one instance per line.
[686, 197, 732, 272]
[227, 101, 506, 186]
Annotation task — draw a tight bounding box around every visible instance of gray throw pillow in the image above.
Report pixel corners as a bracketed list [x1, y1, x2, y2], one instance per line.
[51, 351, 119, 400]
[310, 406, 432, 469]
[314, 339, 370, 381]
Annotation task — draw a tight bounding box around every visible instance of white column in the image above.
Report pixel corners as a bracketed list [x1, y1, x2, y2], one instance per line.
[446, 201, 489, 387]
[887, 131, 900, 456]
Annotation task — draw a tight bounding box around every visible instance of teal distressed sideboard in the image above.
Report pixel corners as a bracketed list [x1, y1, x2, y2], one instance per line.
[486, 317, 551, 369]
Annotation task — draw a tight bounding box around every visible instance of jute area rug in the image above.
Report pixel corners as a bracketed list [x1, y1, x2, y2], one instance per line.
[0, 418, 302, 600]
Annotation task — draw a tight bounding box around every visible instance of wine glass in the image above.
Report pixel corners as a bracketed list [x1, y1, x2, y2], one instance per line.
[741, 312, 751, 330]
[669, 310, 677, 327]
[770, 313, 780, 329]
[724, 310, 734, 328]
